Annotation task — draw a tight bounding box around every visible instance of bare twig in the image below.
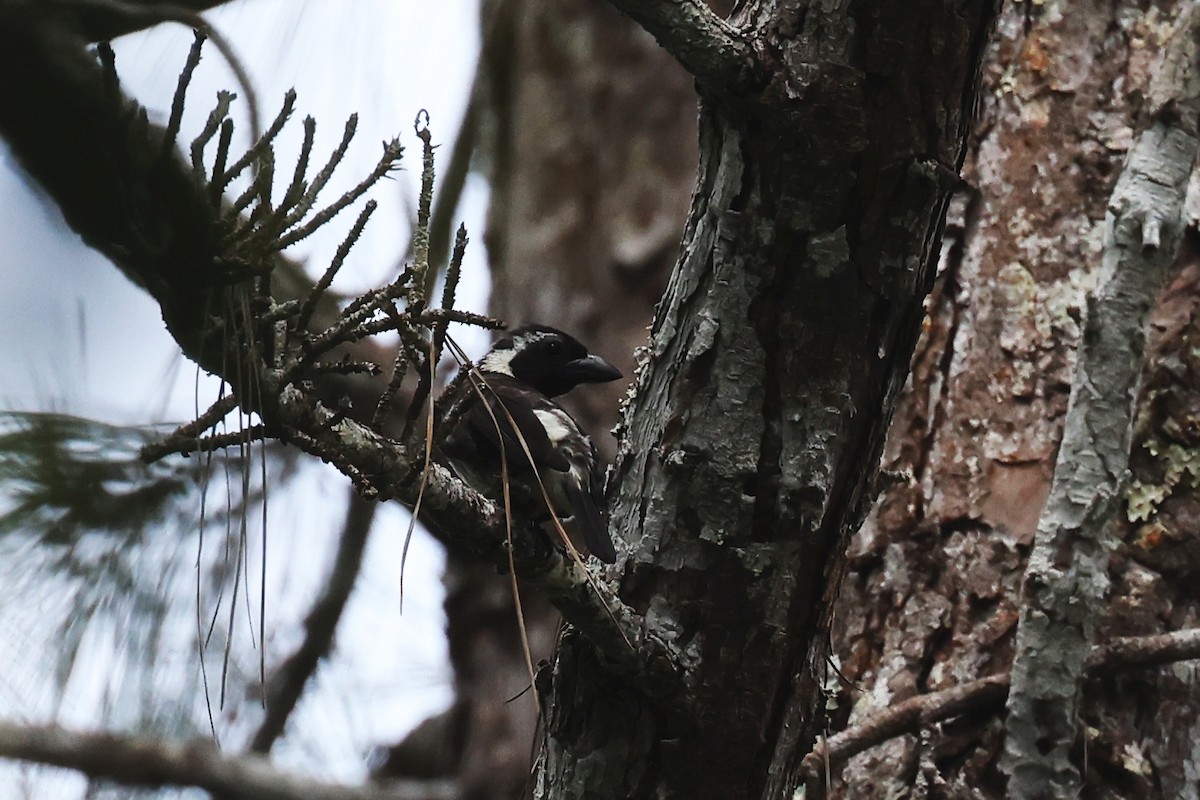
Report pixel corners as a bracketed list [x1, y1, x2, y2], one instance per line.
[141, 424, 272, 461]
[191, 90, 237, 180]
[294, 200, 378, 335]
[218, 89, 296, 195]
[409, 111, 435, 310]
[0, 718, 454, 800]
[426, 93, 478, 276]
[211, 118, 235, 202]
[158, 29, 205, 165]
[140, 394, 239, 462]
[274, 138, 402, 251]
[277, 114, 358, 232]
[1089, 628, 1200, 671]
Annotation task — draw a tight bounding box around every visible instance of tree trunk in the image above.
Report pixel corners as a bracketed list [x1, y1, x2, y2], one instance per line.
[830, 1, 1200, 797]
[534, 3, 994, 797]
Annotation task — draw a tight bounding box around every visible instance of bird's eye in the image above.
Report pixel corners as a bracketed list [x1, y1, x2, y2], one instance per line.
[547, 340, 562, 354]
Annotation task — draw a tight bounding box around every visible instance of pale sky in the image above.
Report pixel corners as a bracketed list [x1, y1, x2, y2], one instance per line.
[0, 1, 489, 792]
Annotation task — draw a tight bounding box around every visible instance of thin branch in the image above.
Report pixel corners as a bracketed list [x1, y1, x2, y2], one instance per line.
[803, 675, 1009, 786]
[141, 424, 272, 462]
[305, 360, 382, 377]
[0, 719, 455, 800]
[602, 0, 758, 91]
[311, 309, 499, 356]
[269, 383, 689, 704]
[1002, 8, 1200, 798]
[251, 490, 377, 754]
[800, 628, 1200, 788]
[426, 91, 478, 277]
[191, 90, 237, 180]
[219, 89, 296, 195]
[409, 110, 435, 308]
[293, 200, 378, 336]
[211, 117, 235, 203]
[140, 394, 240, 462]
[1088, 627, 1200, 671]
[274, 137, 402, 251]
[157, 29, 205, 165]
[277, 114, 358, 233]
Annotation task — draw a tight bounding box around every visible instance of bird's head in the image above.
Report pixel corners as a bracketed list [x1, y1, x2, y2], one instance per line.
[479, 325, 623, 397]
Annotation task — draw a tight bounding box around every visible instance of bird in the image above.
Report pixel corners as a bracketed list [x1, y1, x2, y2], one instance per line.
[441, 325, 623, 563]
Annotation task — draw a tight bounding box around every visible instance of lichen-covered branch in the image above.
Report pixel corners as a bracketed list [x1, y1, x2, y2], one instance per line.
[268, 383, 688, 701]
[0, 719, 454, 800]
[1001, 8, 1200, 798]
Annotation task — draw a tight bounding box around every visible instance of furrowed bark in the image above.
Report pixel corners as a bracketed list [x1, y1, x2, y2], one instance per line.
[828, 2, 1200, 797]
[539, 3, 996, 797]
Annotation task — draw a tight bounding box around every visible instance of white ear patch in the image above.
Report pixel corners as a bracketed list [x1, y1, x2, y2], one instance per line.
[480, 347, 517, 376]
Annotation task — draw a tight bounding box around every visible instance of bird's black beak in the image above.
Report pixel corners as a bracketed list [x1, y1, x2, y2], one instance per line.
[565, 354, 623, 384]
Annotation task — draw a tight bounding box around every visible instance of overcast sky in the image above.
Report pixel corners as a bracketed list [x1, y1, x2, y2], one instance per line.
[0, 1, 490, 791]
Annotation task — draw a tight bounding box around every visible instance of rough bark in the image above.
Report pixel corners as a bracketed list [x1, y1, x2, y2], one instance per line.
[538, 3, 994, 798]
[1003, 9, 1200, 795]
[829, 2, 1200, 798]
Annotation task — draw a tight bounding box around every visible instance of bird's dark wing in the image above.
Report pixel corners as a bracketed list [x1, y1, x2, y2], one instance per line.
[565, 466, 616, 564]
[461, 377, 571, 474]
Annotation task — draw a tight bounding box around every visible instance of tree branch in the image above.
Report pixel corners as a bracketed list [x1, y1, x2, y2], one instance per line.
[800, 628, 1200, 790]
[0, 719, 456, 800]
[1002, 7, 1200, 798]
[270, 384, 689, 704]
[603, 0, 758, 91]
[0, 2, 689, 707]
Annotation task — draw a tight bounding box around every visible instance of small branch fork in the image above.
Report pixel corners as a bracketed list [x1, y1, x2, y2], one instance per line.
[799, 628, 1200, 793]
